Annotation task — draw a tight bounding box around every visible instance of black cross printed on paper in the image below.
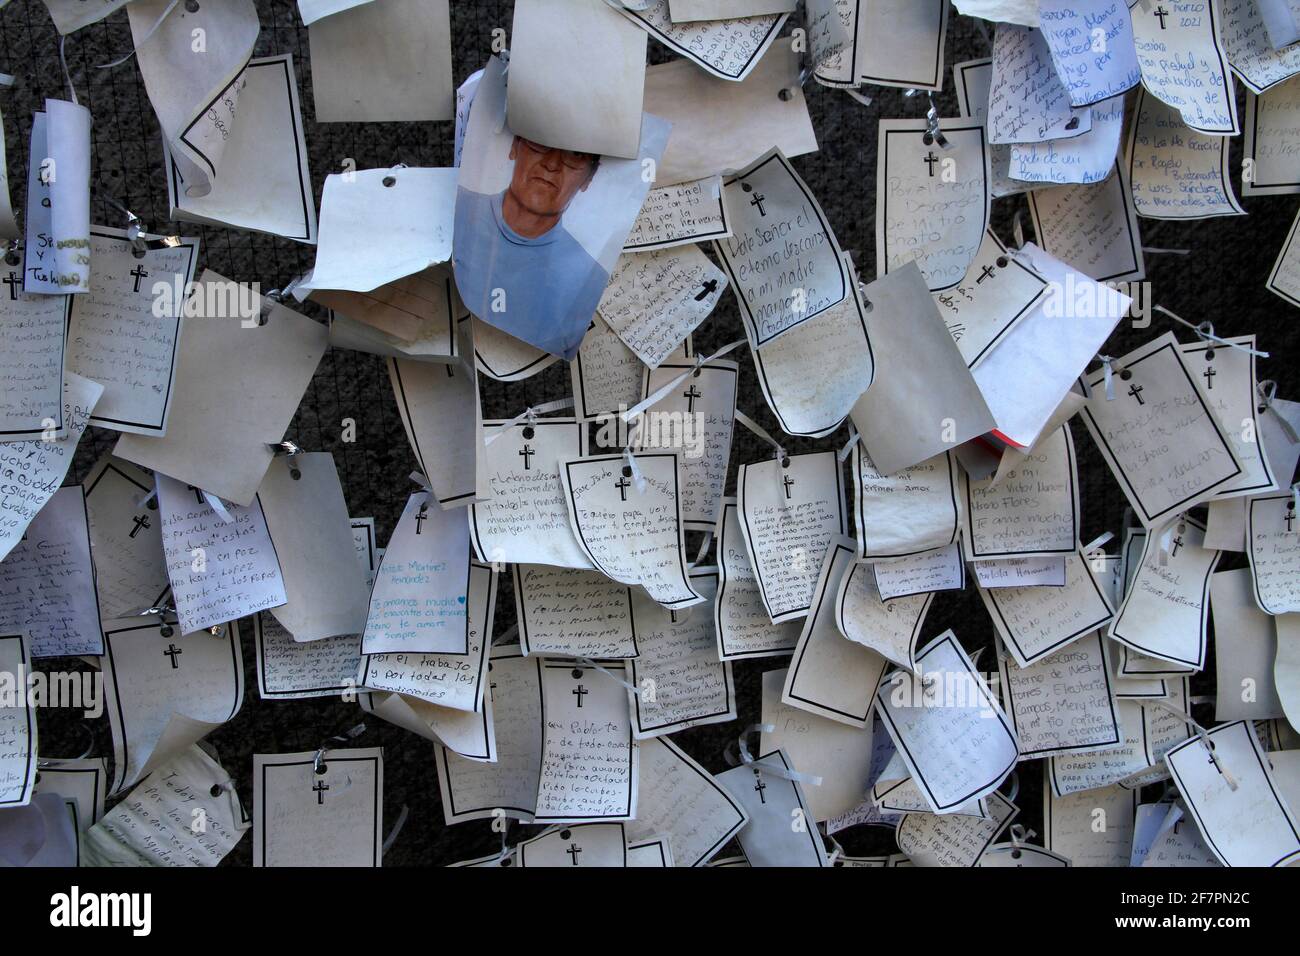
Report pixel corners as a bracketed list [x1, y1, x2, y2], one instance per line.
[1203, 366, 1216, 390]
[750, 191, 767, 216]
[695, 279, 718, 301]
[129, 513, 151, 538]
[572, 683, 588, 707]
[566, 842, 582, 865]
[186, 485, 204, 505]
[976, 265, 996, 284]
[163, 644, 183, 669]
[130, 264, 150, 293]
[3, 272, 20, 300]
[1127, 383, 1145, 405]
[313, 779, 330, 805]
[1153, 5, 1169, 28]
[518, 444, 535, 470]
[1285, 504, 1295, 533]
[782, 474, 795, 500]
[753, 769, 767, 804]
[924, 151, 940, 177]
[615, 475, 630, 501]
[414, 507, 428, 534]
[683, 383, 701, 413]
[1170, 535, 1183, 558]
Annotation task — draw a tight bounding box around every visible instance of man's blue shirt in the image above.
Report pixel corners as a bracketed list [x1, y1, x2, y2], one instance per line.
[453, 188, 605, 360]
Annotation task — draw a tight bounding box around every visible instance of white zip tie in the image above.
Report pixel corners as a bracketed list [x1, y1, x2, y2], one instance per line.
[1096, 354, 1117, 401]
[1083, 531, 1114, 555]
[837, 423, 860, 463]
[622, 446, 647, 494]
[734, 410, 787, 463]
[575, 658, 639, 694]
[96, 0, 182, 68]
[1145, 700, 1239, 791]
[1153, 306, 1269, 358]
[730, 723, 823, 785]
[484, 398, 574, 445]
[620, 339, 747, 423]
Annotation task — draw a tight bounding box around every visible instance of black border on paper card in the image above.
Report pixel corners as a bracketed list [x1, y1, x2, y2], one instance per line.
[513, 562, 638, 659]
[717, 152, 849, 348]
[534, 659, 636, 822]
[351, 518, 377, 573]
[621, 179, 731, 253]
[619, 8, 787, 82]
[257, 754, 382, 867]
[104, 618, 243, 793]
[741, 450, 849, 621]
[561, 452, 700, 609]
[749, 270, 874, 439]
[654, 735, 748, 866]
[1136, 677, 1193, 767]
[855, 446, 960, 560]
[37, 761, 106, 861]
[714, 502, 798, 660]
[469, 418, 586, 566]
[466, 315, 558, 381]
[629, 568, 733, 736]
[358, 558, 495, 710]
[879, 122, 990, 292]
[1267, 204, 1300, 307]
[998, 632, 1122, 758]
[0, 289, 70, 438]
[177, 55, 254, 180]
[639, 361, 739, 531]
[517, 821, 628, 868]
[1110, 517, 1219, 669]
[1125, 89, 1243, 221]
[982, 550, 1114, 665]
[1082, 340, 1243, 526]
[254, 611, 359, 699]
[1027, 167, 1145, 283]
[1181, 336, 1275, 497]
[875, 632, 1020, 812]
[167, 57, 314, 243]
[958, 229, 1049, 369]
[856, 0, 948, 90]
[437, 645, 534, 822]
[1247, 493, 1297, 615]
[785, 542, 887, 725]
[0, 633, 34, 806]
[1163, 721, 1300, 867]
[1133, 0, 1238, 133]
[627, 837, 669, 866]
[832, 561, 935, 665]
[965, 424, 1080, 559]
[748, 748, 828, 866]
[1244, 88, 1300, 194]
[78, 230, 198, 433]
[84, 460, 172, 616]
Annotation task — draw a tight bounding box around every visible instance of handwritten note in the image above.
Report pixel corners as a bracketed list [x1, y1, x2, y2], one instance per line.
[617, 0, 786, 81]
[834, 560, 932, 672]
[254, 612, 361, 700]
[573, 317, 647, 421]
[1011, 94, 1126, 184]
[156, 474, 286, 636]
[877, 119, 991, 291]
[853, 446, 960, 559]
[1244, 75, 1300, 196]
[714, 500, 801, 660]
[469, 419, 591, 569]
[1126, 90, 1246, 218]
[0, 634, 33, 807]
[253, 748, 383, 867]
[1081, 333, 1243, 525]
[896, 791, 1018, 866]
[624, 177, 730, 252]
[361, 492, 468, 655]
[0, 282, 67, 441]
[535, 659, 638, 823]
[1026, 170, 1146, 281]
[717, 749, 827, 866]
[0, 485, 103, 657]
[737, 451, 847, 622]
[964, 425, 1080, 559]
[873, 544, 965, 600]
[1131, 0, 1239, 134]
[1045, 783, 1136, 866]
[1247, 493, 1300, 614]
[1039, 0, 1141, 104]
[23, 100, 92, 295]
[1180, 335, 1275, 496]
[513, 564, 637, 659]
[66, 229, 200, 435]
[989, 23, 1093, 144]
[1220, 0, 1300, 93]
[716, 148, 849, 347]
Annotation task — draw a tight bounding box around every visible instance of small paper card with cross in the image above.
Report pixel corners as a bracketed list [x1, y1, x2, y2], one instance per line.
[1080, 332, 1245, 528]
[534, 659, 639, 823]
[83, 454, 170, 622]
[559, 451, 704, 609]
[1109, 515, 1221, 671]
[736, 450, 849, 623]
[714, 147, 852, 348]
[516, 822, 628, 868]
[253, 748, 384, 867]
[361, 491, 469, 655]
[1130, 0, 1239, 135]
[101, 617, 244, 794]
[469, 417, 591, 569]
[64, 227, 200, 437]
[1247, 492, 1300, 614]
[932, 229, 1048, 369]
[0, 270, 68, 442]
[156, 474, 287, 637]
[716, 749, 829, 866]
[876, 117, 991, 292]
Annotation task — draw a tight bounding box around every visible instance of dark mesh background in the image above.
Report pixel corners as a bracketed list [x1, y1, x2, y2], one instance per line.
[6, 0, 1295, 865]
